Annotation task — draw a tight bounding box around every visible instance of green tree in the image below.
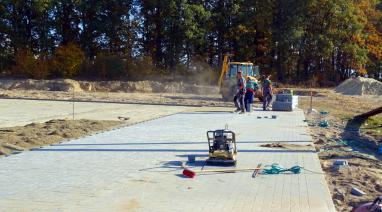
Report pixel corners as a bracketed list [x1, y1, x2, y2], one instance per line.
[100, 0, 134, 56]
[52, 43, 85, 78]
[52, 0, 81, 45]
[1, 0, 381, 82]
[78, 0, 103, 58]
[183, 3, 211, 67]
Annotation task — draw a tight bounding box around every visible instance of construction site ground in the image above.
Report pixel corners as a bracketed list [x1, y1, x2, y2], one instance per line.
[0, 99, 335, 211]
[298, 89, 382, 211]
[0, 87, 381, 211]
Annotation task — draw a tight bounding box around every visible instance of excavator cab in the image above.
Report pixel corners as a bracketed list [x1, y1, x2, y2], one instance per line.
[218, 54, 260, 101]
[226, 63, 259, 78]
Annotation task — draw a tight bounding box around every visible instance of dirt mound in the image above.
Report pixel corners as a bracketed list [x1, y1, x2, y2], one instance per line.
[260, 142, 314, 151]
[0, 119, 123, 156]
[78, 80, 218, 94]
[0, 79, 219, 94]
[0, 79, 82, 92]
[335, 77, 382, 95]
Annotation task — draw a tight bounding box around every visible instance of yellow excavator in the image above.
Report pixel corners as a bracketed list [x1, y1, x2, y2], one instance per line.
[218, 54, 262, 101]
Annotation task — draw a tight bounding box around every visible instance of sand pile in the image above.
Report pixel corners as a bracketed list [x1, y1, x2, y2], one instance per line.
[335, 77, 382, 95]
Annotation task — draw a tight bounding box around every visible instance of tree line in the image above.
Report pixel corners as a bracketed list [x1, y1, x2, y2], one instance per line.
[0, 0, 381, 84]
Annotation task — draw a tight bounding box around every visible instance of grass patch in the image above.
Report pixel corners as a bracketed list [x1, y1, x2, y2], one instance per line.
[363, 116, 382, 136]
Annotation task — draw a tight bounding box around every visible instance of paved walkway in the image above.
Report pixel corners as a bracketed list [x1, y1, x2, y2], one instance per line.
[0, 110, 336, 211]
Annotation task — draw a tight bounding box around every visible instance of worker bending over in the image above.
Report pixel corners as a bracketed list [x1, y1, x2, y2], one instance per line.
[233, 70, 246, 113]
[244, 76, 259, 112]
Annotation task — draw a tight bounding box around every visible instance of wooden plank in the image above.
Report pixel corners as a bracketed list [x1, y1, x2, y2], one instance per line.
[355, 106, 382, 119]
[2, 143, 26, 151]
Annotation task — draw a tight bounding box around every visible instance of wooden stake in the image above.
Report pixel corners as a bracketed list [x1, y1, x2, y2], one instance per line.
[72, 89, 75, 120]
[309, 84, 313, 112]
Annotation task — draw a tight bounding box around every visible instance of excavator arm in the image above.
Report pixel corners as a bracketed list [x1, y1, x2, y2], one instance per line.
[218, 54, 233, 88]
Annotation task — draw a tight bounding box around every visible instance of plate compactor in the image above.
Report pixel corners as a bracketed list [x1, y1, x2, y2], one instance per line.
[206, 128, 237, 166]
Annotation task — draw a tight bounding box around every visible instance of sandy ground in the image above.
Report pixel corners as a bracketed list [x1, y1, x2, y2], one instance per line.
[0, 89, 229, 107]
[297, 89, 382, 212]
[296, 88, 382, 118]
[0, 94, 231, 157]
[259, 142, 316, 151]
[0, 98, 195, 128]
[0, 119, 123, 156]
[0, 86, 381, 211]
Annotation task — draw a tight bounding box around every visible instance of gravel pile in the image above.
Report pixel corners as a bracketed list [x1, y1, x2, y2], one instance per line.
[335, 77, 382, 95]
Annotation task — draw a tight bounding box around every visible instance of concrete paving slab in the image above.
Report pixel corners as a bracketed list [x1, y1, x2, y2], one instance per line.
[0, 109, 336, 211]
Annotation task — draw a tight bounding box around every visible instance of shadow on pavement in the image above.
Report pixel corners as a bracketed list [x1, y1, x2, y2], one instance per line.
[51, 140, 312, 146]
[31, 148, 316, 153]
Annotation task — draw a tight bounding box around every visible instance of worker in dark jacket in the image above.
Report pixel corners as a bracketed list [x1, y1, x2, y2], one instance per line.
[233, 70, 246, 113]
[262, 75, 273, 111]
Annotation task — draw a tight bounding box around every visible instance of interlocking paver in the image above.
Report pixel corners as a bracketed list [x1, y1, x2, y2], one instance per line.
[0, 109, 335, 211]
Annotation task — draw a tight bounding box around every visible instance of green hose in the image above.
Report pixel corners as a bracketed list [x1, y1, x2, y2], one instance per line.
[261, 163, 302, 174]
